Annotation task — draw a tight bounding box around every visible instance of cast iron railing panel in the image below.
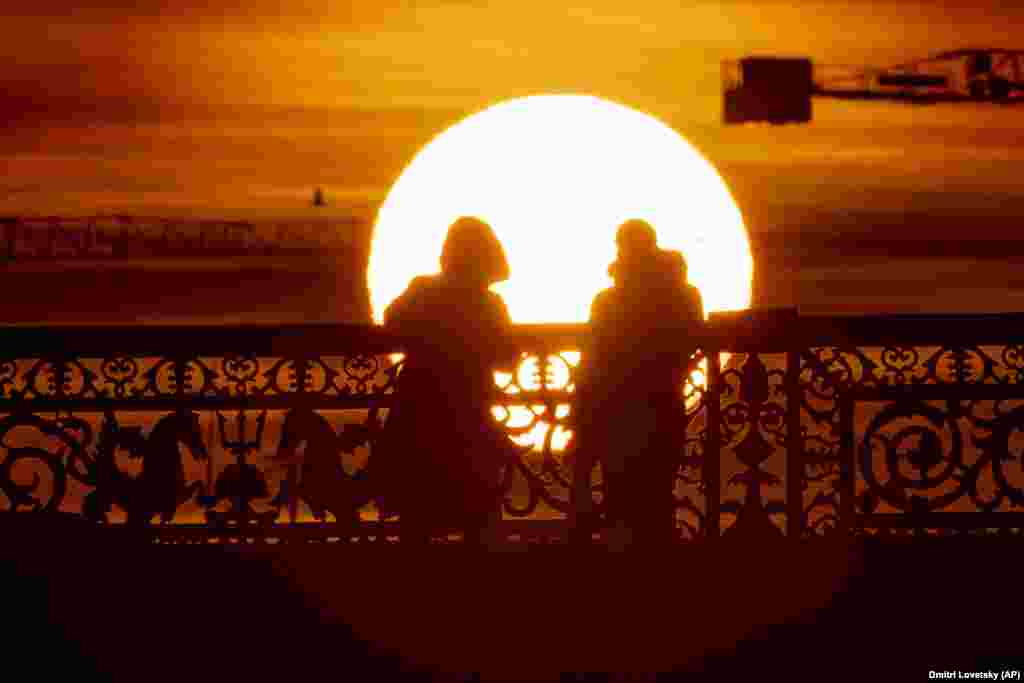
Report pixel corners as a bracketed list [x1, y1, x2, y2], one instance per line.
[4, 314, 1024, 543]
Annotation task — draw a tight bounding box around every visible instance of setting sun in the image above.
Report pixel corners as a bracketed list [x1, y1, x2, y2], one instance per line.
[369, 94, 752, 325]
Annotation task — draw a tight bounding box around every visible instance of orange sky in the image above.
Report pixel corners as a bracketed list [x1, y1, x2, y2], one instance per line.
[3, 1, 1024, 315]
[5, 2, 1022, 111]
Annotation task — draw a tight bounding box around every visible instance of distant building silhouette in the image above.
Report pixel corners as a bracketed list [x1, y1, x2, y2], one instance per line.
[0, 215, 367, 262]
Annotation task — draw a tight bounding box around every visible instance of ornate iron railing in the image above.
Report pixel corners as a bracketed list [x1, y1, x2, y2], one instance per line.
[5, 312, 1024, 544]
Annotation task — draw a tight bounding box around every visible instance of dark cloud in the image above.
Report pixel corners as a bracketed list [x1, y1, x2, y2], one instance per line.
[1, 2, 404, 28]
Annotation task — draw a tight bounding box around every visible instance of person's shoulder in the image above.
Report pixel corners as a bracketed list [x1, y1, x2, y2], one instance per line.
[384, 275, 440, 323]
[592, 287, 617, 306]
[482, 289, 511, 319]
[402, 275, 445, 303]
[683, 284, 704, 318]
[483, 288, 506, 306]
[407, 274, 440, 292]
[589, 287, 620, 323]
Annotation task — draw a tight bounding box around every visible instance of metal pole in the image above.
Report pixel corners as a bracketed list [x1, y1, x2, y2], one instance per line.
[839, 394, 855, 538]
[704, 346, 721, 541]
[206, 413, 215, 503]
[785, 349, 804, 540]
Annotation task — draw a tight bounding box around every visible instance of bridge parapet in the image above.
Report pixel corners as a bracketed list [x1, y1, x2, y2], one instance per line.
[3, 313, 1024, 544]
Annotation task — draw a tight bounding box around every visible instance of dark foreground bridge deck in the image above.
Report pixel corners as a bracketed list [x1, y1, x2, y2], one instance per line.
[6, 528, 1023, 681]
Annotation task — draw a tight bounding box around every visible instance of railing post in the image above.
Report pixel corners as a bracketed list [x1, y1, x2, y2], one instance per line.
[838, 392, 855, 538]
[289, 355, 311, 525]
[785, 349, 804, 540]
[704, 344, 721, 541]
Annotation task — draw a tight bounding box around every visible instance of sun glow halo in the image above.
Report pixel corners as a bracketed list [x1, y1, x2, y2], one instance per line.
[369, 95, 752, 451]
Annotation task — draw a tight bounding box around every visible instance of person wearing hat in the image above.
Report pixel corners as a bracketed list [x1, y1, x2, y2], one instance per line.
[373, 216, 520, 548]
[571, 219, 704, 551]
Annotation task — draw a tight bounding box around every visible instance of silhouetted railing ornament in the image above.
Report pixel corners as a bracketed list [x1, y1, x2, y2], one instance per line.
[5, 313, 1024, 544]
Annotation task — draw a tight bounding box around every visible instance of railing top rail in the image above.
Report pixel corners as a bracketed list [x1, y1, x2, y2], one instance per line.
[783, 312, 1024, 349]
[2, 311, 1024, 356]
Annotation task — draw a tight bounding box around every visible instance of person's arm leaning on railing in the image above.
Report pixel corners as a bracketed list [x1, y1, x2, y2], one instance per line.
[488, 290, 521, 376]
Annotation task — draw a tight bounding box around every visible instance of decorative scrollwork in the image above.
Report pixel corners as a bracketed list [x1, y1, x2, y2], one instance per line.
[341, 354, 381, 395]
[136, 356, 219, 398]
[0, 413, 86, 512]
[859, 400, 966, 513]
[801, 347, 879, 400]
[1001, 345, 1024, 384]
[718, 353, 787, 537]
[971, 405, 1024, 511]
[879, 346, 920, 385]
[100, 355, 139, 399]
[221, 354, 260, 395]
[922, 346, 998, 385]
[0, 360, 19, 399]
[19, 357, 100, 400]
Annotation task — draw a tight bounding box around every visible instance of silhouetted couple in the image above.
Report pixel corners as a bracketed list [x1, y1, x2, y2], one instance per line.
[372, 216, 703, 550]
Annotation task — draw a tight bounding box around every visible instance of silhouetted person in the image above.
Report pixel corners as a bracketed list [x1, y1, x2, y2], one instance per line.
[572, 219, 704, 550]
[373, 216, 519, 546]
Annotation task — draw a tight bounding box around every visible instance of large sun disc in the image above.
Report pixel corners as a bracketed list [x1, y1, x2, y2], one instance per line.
[369, 94, 752, 325]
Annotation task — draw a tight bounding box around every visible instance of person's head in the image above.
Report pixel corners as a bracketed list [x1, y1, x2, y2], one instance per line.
[439, 216, 510, 286]
[609, 219, 658, 285]
[660, 249, 687, 282]
[615, 219, 658, 260]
